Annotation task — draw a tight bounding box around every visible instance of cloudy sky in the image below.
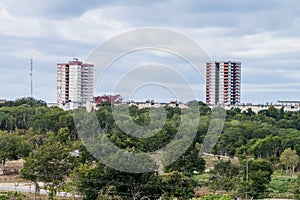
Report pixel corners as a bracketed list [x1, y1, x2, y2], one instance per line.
[1, 0, 300, 104]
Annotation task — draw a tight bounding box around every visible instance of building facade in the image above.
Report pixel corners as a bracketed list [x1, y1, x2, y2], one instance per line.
[57, 59, 94, 109]
[206, 61, 241, 105]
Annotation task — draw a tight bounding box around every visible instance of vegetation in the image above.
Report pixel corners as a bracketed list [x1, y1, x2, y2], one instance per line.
[0, 132, 29, 172]
[280, 148, 299, 176]
[0, 191, 27, 200]
[0, 98, 300, 199]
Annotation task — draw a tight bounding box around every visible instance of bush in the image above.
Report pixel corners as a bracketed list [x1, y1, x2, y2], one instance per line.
[191, 194, 234, 200]
[0, 191, 27, 200]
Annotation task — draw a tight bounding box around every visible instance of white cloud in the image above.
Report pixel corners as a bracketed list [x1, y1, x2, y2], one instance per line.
[49, 9, 130, 44]
[232, 33, 300, 58]
[0, 0, 300, 103]
[0, 7, 43, 38]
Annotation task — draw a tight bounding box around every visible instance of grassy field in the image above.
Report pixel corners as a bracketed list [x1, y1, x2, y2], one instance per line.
[266, 173, 298, 199]
[197, 155, 300, 199]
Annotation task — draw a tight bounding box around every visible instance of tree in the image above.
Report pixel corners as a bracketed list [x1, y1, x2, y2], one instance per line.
[0, 97, 46, 108]
[243, 108, 255, 117]
[258, 106, 284, 121]
[226, 107, 242, 119]
[164, 144, 206, 174]
[21, 136, 74, 200]
[162, 171, 197, 200]
[74, 162, 164, 200]
[214, 126, 247, 156]
[280, 148, 299, 176]
[0, 131, 29, 172]
[250, 136, 282, 160]
[97, 185, 122, 200]
[246, 159, 273, 199]
[210, 160, 239, 192]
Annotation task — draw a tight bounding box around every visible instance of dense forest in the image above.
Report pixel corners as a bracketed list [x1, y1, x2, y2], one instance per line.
[1, 97, 300, 199]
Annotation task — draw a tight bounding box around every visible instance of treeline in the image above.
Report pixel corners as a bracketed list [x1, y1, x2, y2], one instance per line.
[214, 107, 300, 165]
[0, 97, 75, 133]
[0, 97, 47, 108]
[1, 97, 300, 199]
[0, 98, 207, 199]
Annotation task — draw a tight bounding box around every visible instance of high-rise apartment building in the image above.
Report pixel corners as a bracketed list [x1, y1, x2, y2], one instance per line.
[57, 59, 94, 109]
[206, 61, 241, 105]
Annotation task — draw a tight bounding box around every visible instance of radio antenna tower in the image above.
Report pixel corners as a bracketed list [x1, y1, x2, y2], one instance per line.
[30, 58, 33, 98]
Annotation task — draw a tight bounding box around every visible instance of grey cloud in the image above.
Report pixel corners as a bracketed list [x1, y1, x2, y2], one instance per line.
[1, 0, 300, 103]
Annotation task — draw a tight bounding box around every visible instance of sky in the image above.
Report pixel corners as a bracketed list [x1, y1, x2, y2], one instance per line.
[1, 0, 300, 104]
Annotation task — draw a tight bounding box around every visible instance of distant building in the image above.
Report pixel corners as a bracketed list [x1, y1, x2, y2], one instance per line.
[46, 102, 58, 107]
[94, 94, 123, 105]
[206, 61, 241, 105]
[57, 59, 94, 110]
[0, 99, 6, 104]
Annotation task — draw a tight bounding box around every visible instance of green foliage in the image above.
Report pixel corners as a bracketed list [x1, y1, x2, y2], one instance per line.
[280, 148, 299, 176]
[209, 160, 239, 192]
[74, 163, 163, 200]
[186, 100, 211, 115]
[0, 191, 27, 200]
[0, 97, 46, 108]
[0, 104, 75, 133]
[267, 174, 297, 199]
[213, 125, 247, 156]
[0, 131, 30, 170]
[258, 106, 284, 121]
[247, 159, 274, 198]
[191, 194, 233, 200]
[164, 144, 206, 174]
[97, 185, 122, 200]
[220, 194, 234, 200]
[162, 171, 197, 199]
[250, 136, 282, 160]
[21, 133, 75, 200]
[294, 174, 300, 199]
[4, 99, 300, 198]
[200, 194, 220, 200]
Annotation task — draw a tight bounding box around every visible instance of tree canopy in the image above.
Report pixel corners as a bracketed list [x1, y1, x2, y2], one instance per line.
[1, 99, 300, 199]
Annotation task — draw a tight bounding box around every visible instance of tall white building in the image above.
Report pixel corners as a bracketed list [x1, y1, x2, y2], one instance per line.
[57, 59, 94, 110]
[206, 61, 241, 105]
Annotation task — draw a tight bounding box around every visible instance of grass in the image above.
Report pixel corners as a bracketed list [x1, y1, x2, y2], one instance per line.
[193, 173, 211, 187]
[265, 172, 298, 199]
[199, 155, 300, 199]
